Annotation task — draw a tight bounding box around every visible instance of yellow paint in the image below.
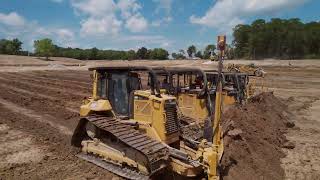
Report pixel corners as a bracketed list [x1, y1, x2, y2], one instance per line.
[177, 93, 208, 122]
[81, 140, 149, 174]
[222, 91, 236, 105]
[133, 90, 180, 145]
[169, 158, 203, 177]
[79, 98, 113, 117]
[92, 70, 98, 100]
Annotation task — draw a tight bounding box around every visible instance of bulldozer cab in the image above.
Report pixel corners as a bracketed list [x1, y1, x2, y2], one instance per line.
[91, 66, 160, 117]
[206, 70, 249, 104]
[97, 72, 140, 115]
[153, 67, 211, 122]
[153, 67, 208, 96]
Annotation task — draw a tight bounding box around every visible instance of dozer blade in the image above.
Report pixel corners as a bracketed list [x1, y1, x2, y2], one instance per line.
[77, 153, 149, 180]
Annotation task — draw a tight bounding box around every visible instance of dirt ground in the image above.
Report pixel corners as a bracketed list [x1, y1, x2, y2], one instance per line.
[0, 55, 319, 179]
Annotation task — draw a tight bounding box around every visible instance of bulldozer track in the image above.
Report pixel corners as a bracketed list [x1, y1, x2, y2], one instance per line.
[77, 153, 149, 180]
[86, 115, 169, 175]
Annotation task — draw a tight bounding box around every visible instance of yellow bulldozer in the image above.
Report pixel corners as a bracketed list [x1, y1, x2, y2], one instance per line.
[153, 67, 252, 122]
[152, 67, 252, 151]
[71, 66, 224, 179]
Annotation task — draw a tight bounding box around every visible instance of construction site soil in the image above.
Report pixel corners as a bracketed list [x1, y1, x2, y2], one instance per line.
[221, 92, 293, 180]
[0, 58, 319, 179]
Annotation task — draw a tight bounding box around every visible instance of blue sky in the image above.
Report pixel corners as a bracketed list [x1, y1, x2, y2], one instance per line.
[0, 0, 319, 53]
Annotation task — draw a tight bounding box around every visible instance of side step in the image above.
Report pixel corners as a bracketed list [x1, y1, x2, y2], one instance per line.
[77, 153, 149, 180]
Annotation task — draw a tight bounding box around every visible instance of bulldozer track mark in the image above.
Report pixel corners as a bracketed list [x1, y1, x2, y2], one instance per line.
[0, 83, 80, 113]
[5, 72, 91, 88]
[29, 71, 91, 83]
[0, 97, 72, 136]
[0, 76, 89, 98]
[0, 78, 86, 104]
[0, 83, 57, 101]
[0, 73, 90, 93]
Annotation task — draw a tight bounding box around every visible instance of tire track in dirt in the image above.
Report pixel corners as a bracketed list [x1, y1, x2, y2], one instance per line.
[0, 77, 88, 105]
[0, 76, 88, 98]
[0, 83, 79, 113]
[8, 71, 91, 87]
[1, 73, 90, 93]
[0, 106, 114, 179]
[23, 72, 91, 86]
[0, 86, 80, 130]
[4, 73, 90, 91]
[29, 71, 92, 86]
[0, 83, 56, 101]
[0, 97, 72, 136]
[30, 70, 91, 83]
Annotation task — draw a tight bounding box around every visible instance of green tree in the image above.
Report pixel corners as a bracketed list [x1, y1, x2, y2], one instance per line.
[195, 51, 203, 59]
[233, 24, 251, 58]
[127, 50, 136, 60]
[171, 51, 186, 59]
[179, 49, 185, 56]
[0, 38, 22, 55]
[136, 47, 148, 59]
[172, 53, 178, 59]
[232, 18, 320, 59]
[89, 47, 99, 60]
[187, 45, 196, 58]
[203, 44, 216, 59]
[34, 38, 55, 60]
[0, 39, 7, 54]
[11, 38, 22, 54]
[150, 48, 169, 60]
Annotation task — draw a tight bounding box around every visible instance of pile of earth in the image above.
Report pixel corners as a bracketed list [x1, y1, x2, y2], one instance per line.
[221, 92, 295, 180]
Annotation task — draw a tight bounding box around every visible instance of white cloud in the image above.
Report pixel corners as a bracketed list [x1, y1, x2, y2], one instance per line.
[71, 0, 116, 17]
[151, 16, 172, 27]
[119, 35, 173, 48]
[57, 29, 75, 40]
[153, 0, 172, 14]
[125, 14, 148, 32]
[0, 11, 76, 50]
[190, 0, 309, 32]
[0, 12, 25, 27]
[71, 0, 149, 36]
[117, 0, 141, 18]
[80, 16, 122, 36]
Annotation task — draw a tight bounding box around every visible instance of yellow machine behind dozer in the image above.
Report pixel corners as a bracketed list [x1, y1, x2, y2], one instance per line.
[226, 63, 266, 77]
[71, 66, 224, 179]
[154, 67, 252, 124]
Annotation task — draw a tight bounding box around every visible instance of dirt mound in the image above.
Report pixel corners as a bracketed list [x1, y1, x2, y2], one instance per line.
[221, 92, 294, 180]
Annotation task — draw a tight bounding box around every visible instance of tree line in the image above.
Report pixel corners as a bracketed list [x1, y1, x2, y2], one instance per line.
[0, 38, 29, 56]
[233, 18, 320, 59]
[34, 38, 169, 60]
[1, 18, 320, 60]
[171, 44, 216, 60]
[0, 38, 170, 60]
[0, 38, 227, 60]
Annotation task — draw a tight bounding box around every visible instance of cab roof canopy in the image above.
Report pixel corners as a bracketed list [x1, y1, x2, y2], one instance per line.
[88, 66, 153, 72]
[152, 67, 207, 75]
